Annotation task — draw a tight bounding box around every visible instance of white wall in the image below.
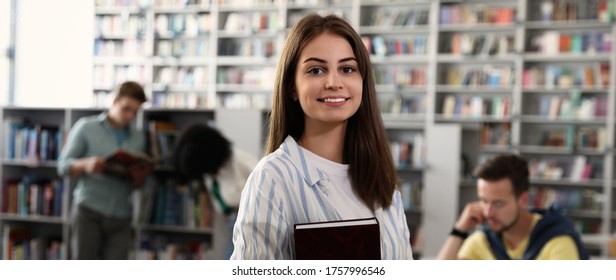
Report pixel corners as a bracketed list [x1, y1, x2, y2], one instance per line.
[0, 0, 10, 106]
[14, 0, 93, 108]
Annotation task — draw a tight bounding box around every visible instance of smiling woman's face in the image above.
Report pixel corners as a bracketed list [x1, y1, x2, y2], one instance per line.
[294, 32, 363, 127]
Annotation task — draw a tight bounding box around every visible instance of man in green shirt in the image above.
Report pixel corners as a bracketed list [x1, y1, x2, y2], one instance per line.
[58, 81, 148, 259]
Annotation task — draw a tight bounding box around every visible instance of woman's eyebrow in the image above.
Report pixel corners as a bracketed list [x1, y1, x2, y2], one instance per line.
[303, 57, 357, 63]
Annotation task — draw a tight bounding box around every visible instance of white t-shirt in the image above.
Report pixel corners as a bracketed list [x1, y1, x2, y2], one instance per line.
[300, 147, 374, 220]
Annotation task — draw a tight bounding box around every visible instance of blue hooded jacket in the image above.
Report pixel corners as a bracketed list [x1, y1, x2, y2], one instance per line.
[483, 205, 589, 260]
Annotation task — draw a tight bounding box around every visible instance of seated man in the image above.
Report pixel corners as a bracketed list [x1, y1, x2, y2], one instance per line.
[437, 154, 588, 260]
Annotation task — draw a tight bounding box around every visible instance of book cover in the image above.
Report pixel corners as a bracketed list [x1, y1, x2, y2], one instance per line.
[104, 149, 154, 183]
[294, 217, 381, 260]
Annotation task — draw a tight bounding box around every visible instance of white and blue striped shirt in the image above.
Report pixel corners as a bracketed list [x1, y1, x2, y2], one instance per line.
[231, 136, 413, 260]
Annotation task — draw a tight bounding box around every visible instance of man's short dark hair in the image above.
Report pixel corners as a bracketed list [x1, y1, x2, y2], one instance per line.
[115, 81, 147, 103]
[174, 123, 232, 181]
[473, 154, 529, 197]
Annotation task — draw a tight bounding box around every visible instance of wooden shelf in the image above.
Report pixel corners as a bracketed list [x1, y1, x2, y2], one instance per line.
[359, 26, 430, 35]
[375, 85, 427, 94]
[0, 213, 64, 225]
[152, 84, 209, 92]
[437, 55, 517, 64]
[530, 178, 604, 188]
[152, 57, 211, 66]
[217, 31, 278, 38]
[520, 115, 607, 125]
[383, 113, 425, 128]
[525, 20, 612, 30]
[519, 145, 573, 155]
[217, 56, 277, 66]
[152, 5, 211, 14]
[480, 145, 513, 153]
[565, 210, 603, 219]
[216, 84, 273, 93]
[218, 4, 278, 12]
[138, 224, 212, 235]
[523, 53, 611, 62]
[439, 23, 516, 32]
[522, 87, 609, 94]
[93, 57, 147, 65]
[95, 6, 143, 15]
[370, 56, 429, 64]
[436, 85, 514, 94]
[2, 159, 58, 168]
[435, 115, 512, 123]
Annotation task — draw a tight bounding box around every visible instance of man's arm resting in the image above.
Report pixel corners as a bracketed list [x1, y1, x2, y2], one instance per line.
[437, 233, 466, 260]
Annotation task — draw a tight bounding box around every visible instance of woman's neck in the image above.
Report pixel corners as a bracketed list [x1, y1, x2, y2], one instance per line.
[298, 120, 347, 164]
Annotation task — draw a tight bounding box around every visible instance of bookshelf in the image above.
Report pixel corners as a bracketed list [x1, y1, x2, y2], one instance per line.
[0, 0, 597, 259]
[0, 106, 267, 259]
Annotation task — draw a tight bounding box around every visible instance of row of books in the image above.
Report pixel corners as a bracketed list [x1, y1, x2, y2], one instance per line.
[3, 121, 63, 162]
[400, 181, 421, 212]
[147, 121, 177, 165]
[378, 96, 426, 115]
[480, 123, 511, 147]
[152, 92, 210, 108]
[93, 65, 148, 88]
[218, 38, 276, 57]
[443, 34, 514, 57]
[155, 14, 213, 37]
[522, 64, 610, 89]
[573, 221, 601, 234]
[442, 96, 512, 118]
[390, 134, 424, 170]
[537, 95, 608, 119]
[439, 5, 515, 25]
[216, 67, 275, 85]
[532, 0, 614, 22]
[528, 156, 599, 181]
[93, 91, 115, 108]
[374, 66, 427, 87]
[94, 39, 145, 57]
[362, 36, 428, 57]
[537, 127, 607, 150]
[134, 179, 213, 228]
[528, 31, 613, 55]
[528, 187, 602, 214]
[96, 0, 140, 7]
[444, 66, 514, 87]
[136, 234, 211, 260]
[95, 15, 145, 38]
[154, 0, 209, 7]
[156, 39, 210, 57]
[223, 12, 278, 34]
[2, 178, 64, 217]
[364, 9, 430, 27]
[154, 66, 208, 86]
[218, 93, 270, 109]
[2, 227, 64, 260]
[218, 0, 277, 6]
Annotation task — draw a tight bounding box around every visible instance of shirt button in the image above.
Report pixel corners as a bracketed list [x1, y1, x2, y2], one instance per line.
[320, 178, 329, 186]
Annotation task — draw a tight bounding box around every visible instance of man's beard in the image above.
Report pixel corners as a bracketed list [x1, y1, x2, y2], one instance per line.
[493, 205, 520, 234]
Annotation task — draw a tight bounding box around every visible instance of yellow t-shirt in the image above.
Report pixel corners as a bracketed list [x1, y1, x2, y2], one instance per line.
[458, 214, 580, 260]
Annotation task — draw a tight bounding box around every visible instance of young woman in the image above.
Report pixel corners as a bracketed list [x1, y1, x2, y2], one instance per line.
[231, 14, 413, 260]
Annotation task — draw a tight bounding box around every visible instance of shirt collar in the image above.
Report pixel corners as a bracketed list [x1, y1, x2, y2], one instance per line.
[279, 135, 328, 188]
[97, 111, 131, 133]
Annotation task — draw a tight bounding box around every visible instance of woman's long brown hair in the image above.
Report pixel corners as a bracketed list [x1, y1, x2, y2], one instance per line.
[265, 14, 398, 211]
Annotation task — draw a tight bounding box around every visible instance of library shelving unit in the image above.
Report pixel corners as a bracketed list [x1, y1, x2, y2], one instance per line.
[0, 106, 265, 259]
[88, 0, 615, 259]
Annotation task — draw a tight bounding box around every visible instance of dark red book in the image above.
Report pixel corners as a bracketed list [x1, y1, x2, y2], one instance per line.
[294, 217, 381, 260]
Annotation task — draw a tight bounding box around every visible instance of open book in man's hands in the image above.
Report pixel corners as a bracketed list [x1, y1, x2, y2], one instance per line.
[103, 149, 156, 186]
